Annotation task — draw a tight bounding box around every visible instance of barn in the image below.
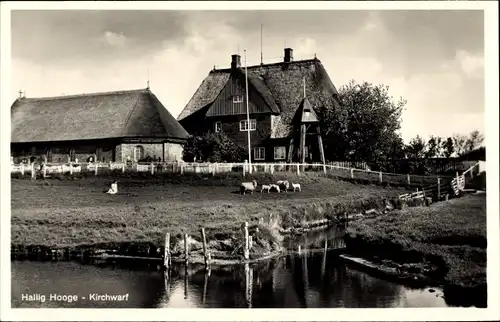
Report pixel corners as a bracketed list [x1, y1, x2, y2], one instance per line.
[177, 47, 342, 163]
[10, 88, 189, 164]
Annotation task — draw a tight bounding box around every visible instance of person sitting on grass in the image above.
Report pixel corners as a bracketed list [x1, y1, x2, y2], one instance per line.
[105, 180, 118, 195]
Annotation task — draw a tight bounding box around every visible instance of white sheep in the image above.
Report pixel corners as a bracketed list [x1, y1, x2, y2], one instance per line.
[277, 180, 290, 192]
[269, 184, 281, 193]
[291, 183, 301, 192]
[241, 180, 258, 194]
[260, 184, 272, 193]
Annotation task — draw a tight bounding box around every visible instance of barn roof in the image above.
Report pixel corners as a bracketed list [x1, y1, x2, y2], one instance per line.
[177, 55, 341, 138]
[11, 88, 189, 143]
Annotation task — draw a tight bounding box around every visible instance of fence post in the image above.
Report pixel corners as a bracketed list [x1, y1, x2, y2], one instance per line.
[323, 164, 327, 175]
[70, 162, 73, 175]
[407, 174, 410, 185]
[296, 164, 300, 176]
[270, 164, 274, 175]
[181, 163, 184, 175]
[437, 177, 441, 200]
[164, 233, 170, 270]
[470, 166, 474, 178]
[151, 162, 155, 175]
[249, 235, 253, 250]
[350, 168, 354, 179]
[31, 163, 35, 179]
[243, 163, 246, 177]
[94, 163, 98, 176]
[20, 163, 24, 176]
[184, 233, 189, 266]
[379, 171, 383, 183]
[122, 163, 125, 173]
[43, 164, 47, 178]
[201, 228, 210, 268]
[243, 222, 249, 261]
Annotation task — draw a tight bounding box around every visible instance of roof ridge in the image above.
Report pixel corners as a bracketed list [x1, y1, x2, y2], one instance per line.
[211, 58, 320, 73]
[20, 88, 149, 102]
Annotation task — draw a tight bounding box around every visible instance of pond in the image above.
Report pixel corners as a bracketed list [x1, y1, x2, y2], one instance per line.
[11, 226, 449, 308]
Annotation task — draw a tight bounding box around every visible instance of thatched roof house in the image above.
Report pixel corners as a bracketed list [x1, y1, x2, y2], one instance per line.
[177, 48, 341, 163]
[11, 88, 189, 163]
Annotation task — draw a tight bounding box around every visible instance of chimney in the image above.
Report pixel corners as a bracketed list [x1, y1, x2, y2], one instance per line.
[284, 48, 293, 63]
[231, 54, 241, 69]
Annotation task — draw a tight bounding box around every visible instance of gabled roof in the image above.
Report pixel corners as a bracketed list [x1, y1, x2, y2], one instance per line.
[11, 88, 189, 143]
[293, 97, 319, 124]
[177, 57, 341, 138]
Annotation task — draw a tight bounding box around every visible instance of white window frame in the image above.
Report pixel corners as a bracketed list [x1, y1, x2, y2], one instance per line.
[274, 146, 286, 160]
[253, 147, 265, 161]
[214, 121, 222, 133]
[134, 145, 144, 162]
[239, 119, 256, 131]
[233, 95, 244, 103]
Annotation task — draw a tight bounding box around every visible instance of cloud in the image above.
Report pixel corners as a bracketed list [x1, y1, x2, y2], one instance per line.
[455, 50, 484, 79]
[103, 31, 126, 47]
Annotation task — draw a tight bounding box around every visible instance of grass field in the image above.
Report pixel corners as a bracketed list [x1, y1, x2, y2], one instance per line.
[11, 172, 406, 256]
[344, 193, 487, 307]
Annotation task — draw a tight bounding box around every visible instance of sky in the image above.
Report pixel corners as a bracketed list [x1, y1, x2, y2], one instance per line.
[11, 9, 485, 143]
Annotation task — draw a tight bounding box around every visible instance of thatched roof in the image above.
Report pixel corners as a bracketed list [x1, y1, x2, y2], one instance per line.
[177, 56, 341, 138]
[11, 88, 189, 143]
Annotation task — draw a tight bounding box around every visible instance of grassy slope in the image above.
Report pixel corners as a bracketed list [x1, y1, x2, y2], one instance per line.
[344, 193, 486, 304]
[11, 172, 405, 249]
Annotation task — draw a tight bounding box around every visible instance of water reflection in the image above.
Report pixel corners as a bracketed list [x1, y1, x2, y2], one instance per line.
[11, 225, 447, 308]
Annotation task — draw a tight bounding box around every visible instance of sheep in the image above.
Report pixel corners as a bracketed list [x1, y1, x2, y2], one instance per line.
[269, 184, 281, 193]
[260, 184, 272, 193]
[277, 180, 290, 192]
[291, 183, 301, 192]
[241, 180, 258, 194]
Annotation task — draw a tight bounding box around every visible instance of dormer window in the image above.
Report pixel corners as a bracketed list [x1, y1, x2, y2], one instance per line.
[233, 95, 244, 104]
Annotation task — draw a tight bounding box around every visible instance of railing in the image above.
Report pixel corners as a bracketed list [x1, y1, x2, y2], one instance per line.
[11, 160, 449, 189]
[398, 161, 481, 202]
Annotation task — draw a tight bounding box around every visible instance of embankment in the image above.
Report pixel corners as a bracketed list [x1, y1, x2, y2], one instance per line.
[11, 172, 405, 264]
[343, 193, 487, 308]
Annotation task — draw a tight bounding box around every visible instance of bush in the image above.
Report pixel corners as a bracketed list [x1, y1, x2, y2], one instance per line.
[183, 132, 247, 162]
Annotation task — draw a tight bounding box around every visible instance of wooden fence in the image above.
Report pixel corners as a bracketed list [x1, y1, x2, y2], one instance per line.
[11, 160, 452, 189]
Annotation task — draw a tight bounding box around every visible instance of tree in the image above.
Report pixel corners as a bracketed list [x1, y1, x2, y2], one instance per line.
[425, 135, 443, 158]
[465, 130, 484, 153]
[405, 135, 427, 159]
[317, 80, 406, 169]
[452, 133, 469, 156]
[442, 137, 455, 158]
[182, 132, 246, 163]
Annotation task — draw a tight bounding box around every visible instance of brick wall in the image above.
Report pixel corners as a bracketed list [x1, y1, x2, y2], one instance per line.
[119, 143, 183, 162]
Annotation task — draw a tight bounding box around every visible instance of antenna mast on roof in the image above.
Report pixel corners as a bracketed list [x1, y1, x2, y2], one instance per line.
[18, 89, 23, 99]
[146, 66, 150, 89]
[260, 24, 263, 65]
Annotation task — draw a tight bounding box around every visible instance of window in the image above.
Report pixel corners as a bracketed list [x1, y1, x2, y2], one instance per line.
[274, 146, 286, 160]
[254, 147, 265, 161]
[304, 109, 311, 119]
[69, 149, 76, 162]
[214, 121, 222, 133]
[240, 119, 256, 131]
[233, 95, 244, 103]
[134, 145, 144, 162]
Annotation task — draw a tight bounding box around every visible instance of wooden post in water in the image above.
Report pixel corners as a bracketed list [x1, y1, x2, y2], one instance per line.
[201, 228, 210, 268]
[202, 268, 210, 305]
[164, 233, 171, 270]
[243, 222, 249, 261]
[245, 263, 253, 308]
[184, 233, 189, 266]
[184, 265, 189, 299]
